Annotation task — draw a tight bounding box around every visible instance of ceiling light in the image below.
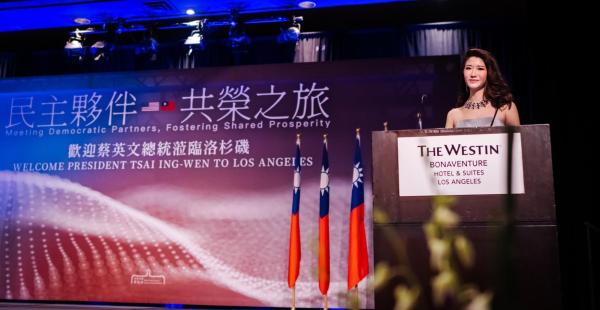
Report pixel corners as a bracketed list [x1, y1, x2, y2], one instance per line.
[298, 1, 317, 9]
[74, 17, 91, 25]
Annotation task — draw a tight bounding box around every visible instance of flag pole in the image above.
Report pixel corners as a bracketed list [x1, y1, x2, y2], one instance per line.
[354, 285, 359, 308]
[319, 133, 330, 310]
[353, 130, 359, 307]
[292, 286, 296, 310]
[288, 133, 301, 310]
[349, 129, 365, 309]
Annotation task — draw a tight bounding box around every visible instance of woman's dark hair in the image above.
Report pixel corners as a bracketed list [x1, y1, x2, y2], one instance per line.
[457, 48, 514, 109]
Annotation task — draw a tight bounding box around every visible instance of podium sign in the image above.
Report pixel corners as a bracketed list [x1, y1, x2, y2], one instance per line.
[372, 125, 554, 223]
[397, 133, 525, 196]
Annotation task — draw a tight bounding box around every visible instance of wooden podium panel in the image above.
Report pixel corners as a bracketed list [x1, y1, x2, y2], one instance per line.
[371, 124, 560, 309]
[373, 224, 561, 310]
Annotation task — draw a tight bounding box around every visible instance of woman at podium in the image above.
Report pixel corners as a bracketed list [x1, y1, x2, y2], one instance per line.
[445, 48, 520, 128]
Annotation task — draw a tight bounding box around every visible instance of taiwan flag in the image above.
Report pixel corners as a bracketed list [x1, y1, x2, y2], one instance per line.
[348, 130, 369, 289]
[159, 100, 176, 111]
[318, 135, 330, 295]
[287, 135, 301, 288]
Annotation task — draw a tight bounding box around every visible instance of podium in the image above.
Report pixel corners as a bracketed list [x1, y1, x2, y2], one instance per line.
[372, 125, 560, 309]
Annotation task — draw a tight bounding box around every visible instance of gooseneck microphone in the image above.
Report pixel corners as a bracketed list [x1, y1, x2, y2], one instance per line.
[417, 94, 427, 129]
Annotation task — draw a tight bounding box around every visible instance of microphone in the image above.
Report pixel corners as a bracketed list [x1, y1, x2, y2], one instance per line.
[417, 94, 427, 129]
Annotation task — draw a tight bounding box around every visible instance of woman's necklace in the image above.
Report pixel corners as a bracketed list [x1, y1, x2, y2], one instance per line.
[463, 98, 489, 109]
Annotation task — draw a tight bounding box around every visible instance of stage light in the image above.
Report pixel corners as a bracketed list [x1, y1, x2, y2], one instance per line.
[186, 8, 195, 15]
[228, 31, 251, 49]
[115, 18, 146, 36]
[89, 40, 108, 61]
[115, 21, 126, 36]
[185, 30, 205, 55]
[147, 37, 159, 61]
[277, 16, 303, 44]
[227, 13, 250, 49]
[65, 36, 82, 49]
[135, 36, 159, 61]
[64, 30, 85, 61]
[184, 20, 206, 55]
[184, 30, 203, 45]
[278, 26, 299, 43]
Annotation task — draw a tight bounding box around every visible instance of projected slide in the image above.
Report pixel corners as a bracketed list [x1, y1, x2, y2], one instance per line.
[0, 57, 456, 308]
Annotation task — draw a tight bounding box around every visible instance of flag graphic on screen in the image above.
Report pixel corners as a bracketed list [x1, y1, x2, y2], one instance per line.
[318, 135, 330, 295]
[160, 100, 176, 111]
[287, 135, 301, 288]
[141, 100, 176, 112]
[141, 101, 160, 112]
[348, 130, 369, 289]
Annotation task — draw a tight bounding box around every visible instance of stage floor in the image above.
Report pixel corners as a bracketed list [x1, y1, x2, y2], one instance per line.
[0, 303, 161, 310]
[0, 303, 296, 310]
[0, 301, 280, 310]
[0, 303, 242, 310]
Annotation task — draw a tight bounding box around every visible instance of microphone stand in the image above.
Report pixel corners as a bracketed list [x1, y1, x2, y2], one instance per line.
[417, 94, 427, 130]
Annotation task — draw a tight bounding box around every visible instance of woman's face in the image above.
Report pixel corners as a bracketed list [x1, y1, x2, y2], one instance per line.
[463, 56, 487, 92]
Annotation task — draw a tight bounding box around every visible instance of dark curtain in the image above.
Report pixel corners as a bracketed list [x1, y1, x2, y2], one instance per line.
[294, 32, 331, 63]
[404, 22, 481, 57]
